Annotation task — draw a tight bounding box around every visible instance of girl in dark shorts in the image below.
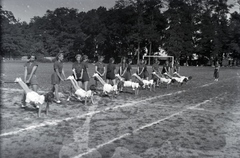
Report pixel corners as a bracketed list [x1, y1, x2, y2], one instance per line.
[72, 54, 83, 88]
[94, 56, 106, 87]
[161, 60, 171, 77]
[106, 57, 116, 85]
[173, 60, 180, 73]
[137, 59, 149, 80]
[152, 58, 160, 86]
[51, 53, 66, 103]
[81, 55, 90, 91]
[22, 55, 38, 107]
[119, 57, 128, 79]
[214, 60, 220, 81]
[124, 59, 132, 81]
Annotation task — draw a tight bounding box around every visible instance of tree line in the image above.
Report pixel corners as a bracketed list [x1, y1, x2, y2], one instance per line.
[1, 0, 240, 65]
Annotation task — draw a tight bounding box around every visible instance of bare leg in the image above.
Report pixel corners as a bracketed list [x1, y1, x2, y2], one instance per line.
[46, 102, 49, 115]
[84, 97, 87, 106]
[84, 81, 88, 91]
[95, 80, 98, 87]
[21, 91, 27, 107]
[112, 79, 116, 85]
[38, 104, 41, 117]
[76, 81, 81, 88]
[69, 79, 78, 91]
[18, 80, 32, 93]
[91, 96, 94, 104]
[54, 84, 60, 101]
[32, 84, 38, 92]
[72, 79, 81, 89]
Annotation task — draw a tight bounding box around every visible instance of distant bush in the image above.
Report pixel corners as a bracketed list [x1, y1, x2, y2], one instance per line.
[36, 57, 53, 63]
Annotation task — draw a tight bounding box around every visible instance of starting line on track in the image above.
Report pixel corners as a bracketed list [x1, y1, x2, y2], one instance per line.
[0, 76, 236, 138]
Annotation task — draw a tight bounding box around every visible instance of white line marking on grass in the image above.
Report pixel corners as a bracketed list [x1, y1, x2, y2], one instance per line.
[200, 82, 214, 87]
[72, 96, 221, 158]
[59, 103, 98, 158]
[0, 76, 234, 138]
[0, 90, 186, 137]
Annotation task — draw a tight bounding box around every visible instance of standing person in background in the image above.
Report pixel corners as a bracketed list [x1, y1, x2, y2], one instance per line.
[214, 60, 220, 81]
[137, 59, 149, 80]
[94, 55, 106, 87]
[124, 58, 133, 81]
[72, 54, 83, 88]
[162, 60, 171, 77]
[81, 55, 90, 91]
[119, 57, 127, 79]
[173, 59, 180, 73]
[51, 53, 66, 104]
[21, 54, 38, 107]
[152, 58, 160, 86]
[106, 57, 117, 86]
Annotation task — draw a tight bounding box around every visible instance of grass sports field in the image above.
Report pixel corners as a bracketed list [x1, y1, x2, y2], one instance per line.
[1, 61, 240, 158]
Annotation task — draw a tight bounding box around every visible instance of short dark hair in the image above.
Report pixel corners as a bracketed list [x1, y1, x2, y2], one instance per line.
[109, 57, 114, 63]
[82, 55, 88, 60]
[56, 53, 63, 60]
[28, 54, 37, 60]
[121, 57, 126, 63]
[128, 59, 132, 64]
[75, 54, 81, 59]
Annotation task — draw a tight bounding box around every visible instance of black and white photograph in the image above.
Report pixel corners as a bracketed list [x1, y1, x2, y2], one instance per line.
[1, 0, 240, 157]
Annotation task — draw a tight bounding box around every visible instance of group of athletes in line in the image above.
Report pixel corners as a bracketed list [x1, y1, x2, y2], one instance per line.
[21, 52, 181, 106]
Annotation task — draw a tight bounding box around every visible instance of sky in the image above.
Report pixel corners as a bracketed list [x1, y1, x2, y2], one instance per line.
[2, 0, 240, 23]
[2, 0, 116, 23]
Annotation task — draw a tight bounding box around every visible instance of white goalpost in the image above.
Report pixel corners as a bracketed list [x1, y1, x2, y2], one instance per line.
[143, 54, 174, 68]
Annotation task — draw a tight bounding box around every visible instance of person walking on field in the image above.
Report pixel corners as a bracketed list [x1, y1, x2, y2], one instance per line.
[72, 54, 83, 88]
[106, 57, 117, 86]
[214, 60, 220, 81]
[22, 55, 38, 107]
[51, 53, 66, 104]
[94, 55, 106, 87]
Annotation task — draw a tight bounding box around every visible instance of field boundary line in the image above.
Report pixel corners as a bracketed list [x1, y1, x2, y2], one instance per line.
[0, 90, 186, 137]
[72, 94, 223, 158]
[0, 77, 235, 137]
